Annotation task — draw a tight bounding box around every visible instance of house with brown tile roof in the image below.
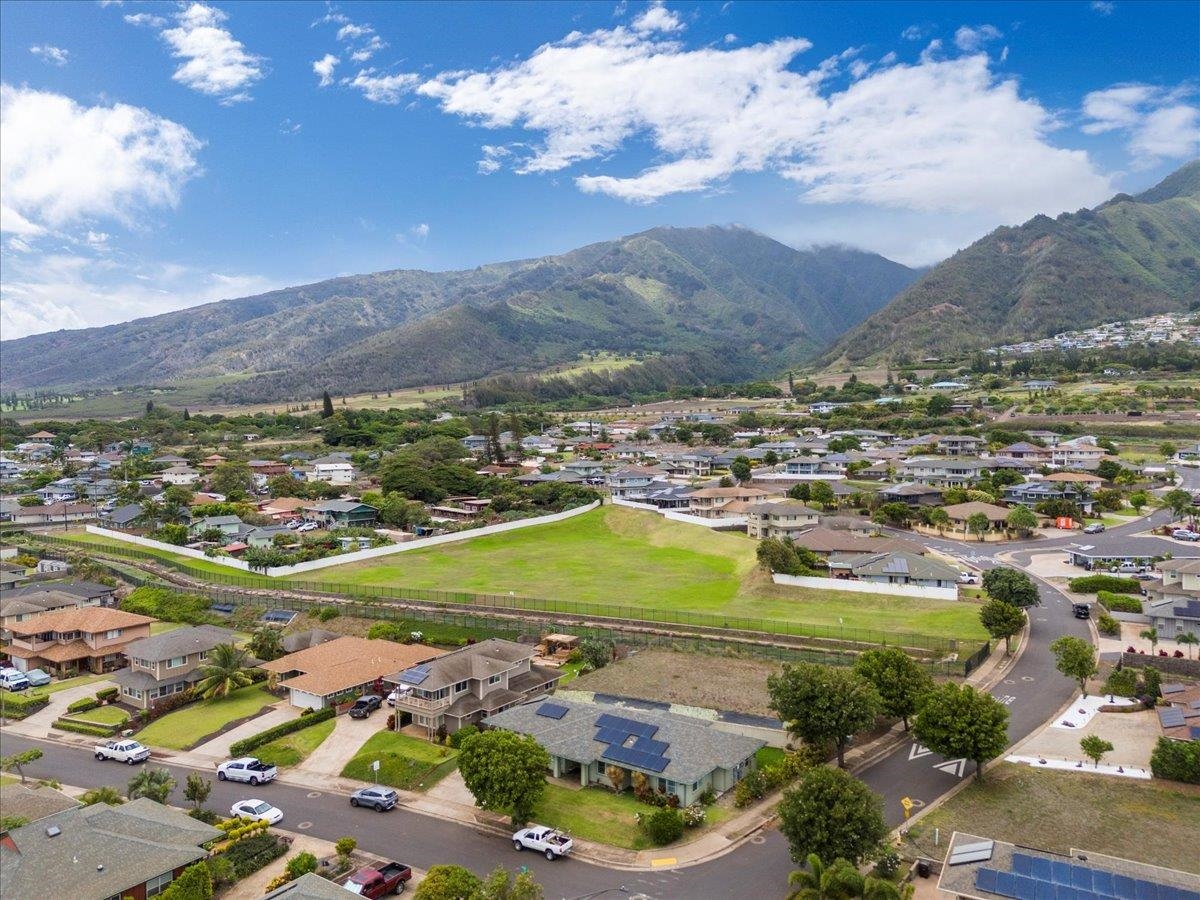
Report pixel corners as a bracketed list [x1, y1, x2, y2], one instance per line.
[687, 486, 769, 519]
[4, 607, 154, 677]
[940, 500, 1012, 536]
[792, 526, 925, 558]
[259, 636, 444, 710]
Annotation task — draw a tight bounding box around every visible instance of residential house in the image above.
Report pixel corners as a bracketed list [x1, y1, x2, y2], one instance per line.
[104, 502, 145, 528]
[929, 380, 969, 391]
[485, 696, 764, 808]
[687, 486, 770, 520]
[940, 501, 1012, 536]
[302, 500, 379, 528]
[793, 527, 925, 558]
[1157, 683, 1200, 742]
[643, 484, 694, 510]
[1174, 443, 1200, 462]
[188, 515, 244, 539]
[560, 459, 605, 480]
[1003, 482, 1096, 514]
[197, 454, 227, 470]
[243, 525, 294, 548]
[0, 797, 221, 900]
[1022, 379, 1059, 390]
[307, 455, 355, 485]
[3, 607, 154, 676]
[1143, 559, 1200, 640]
[261, 636, 442, 710]
[36, 479, 79, 504]
[744, 500, 821, 539]
[248, 460, 288, 477]
[1051, 437, 1106, 470]
[899, 457, 989, 488]
[877, 482, 943, 508]
[1064, 536, 1188, 570]
[9, 502, 97, 526]
[160, 465, 200, 486]
[258, 497, 309, 521]
[659, 452, 717, 479]
[0, 783, 81, 824]
[264, 873, 359, 900]
[828, 550, 960, 589]
[0, 571, 30, 593]
[2, 585, 116, 637]
[150, 454, 188, 466]
[1025, 430, 1061, 446]
[114, 624, 240, 710]
[604, 466, 664, 500]
[1041, 471, 1105, 490]
[385, 638, 562, 736]
[936, 435, 986, 456]
[998, 442, 1053, 463]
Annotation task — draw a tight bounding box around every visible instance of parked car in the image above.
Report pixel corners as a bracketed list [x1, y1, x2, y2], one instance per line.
[217, 757, 277, 785]
[0, 669, 31, 691]
[21, 668, 52, 687]
[386, 689, 399, 707]
[343, 862, 412, 897]
[296, 521, 318, 533]
[1082, 523, 1105, 534]
[348, 695, 383, 719]
[957, 572, 978, 585]
[285, 520, 301, 530]
[1172, 528, 1200, 542]
[350, 786, 399, 812]
[230, 799, 283, 825]
[94, 739, 151, 764]
[1072, 603, 1091, 619]
[513, 825, 573, 860]
[1110, 562, 1146, 574]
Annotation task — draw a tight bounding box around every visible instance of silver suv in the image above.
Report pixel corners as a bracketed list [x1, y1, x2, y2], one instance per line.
[350, 786, 398, 811]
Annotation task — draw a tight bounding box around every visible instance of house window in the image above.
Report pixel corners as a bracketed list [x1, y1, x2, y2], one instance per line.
[454, 681, 468, 693]
[146, 871, 175, 897]
[167, 656, 186, 669]
[105, 629, 122, 639]
[488, 674, 502, 685]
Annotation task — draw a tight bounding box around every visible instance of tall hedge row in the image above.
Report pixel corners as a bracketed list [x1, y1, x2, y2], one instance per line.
[228, 706, 336, 758]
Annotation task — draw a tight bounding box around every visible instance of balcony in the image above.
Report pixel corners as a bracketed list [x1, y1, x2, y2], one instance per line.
[394, 693, 451, 711]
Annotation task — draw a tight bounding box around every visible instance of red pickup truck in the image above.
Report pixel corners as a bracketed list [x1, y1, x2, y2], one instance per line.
[343, 862, 413, 896]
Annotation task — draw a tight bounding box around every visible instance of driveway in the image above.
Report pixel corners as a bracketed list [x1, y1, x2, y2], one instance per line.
[2, 679, 116, 739]
[294, 711, 381, 780]
[179, 703, 299, 765]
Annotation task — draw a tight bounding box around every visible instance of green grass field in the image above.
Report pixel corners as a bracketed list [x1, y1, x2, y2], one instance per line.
[135, 684, 275, 750]
[254, 718, 336, 768]
[340, 731, 459, 791]
[69, 706, 130, 726]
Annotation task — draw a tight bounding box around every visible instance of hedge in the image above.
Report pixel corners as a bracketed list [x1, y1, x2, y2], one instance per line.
[218, 833, 286, 880]
[53, 718, 118, 737]
[0, 690, 49, 716]
[1149, 737, 1200, 784]
[67, 696, 101, 714]
[228, 706, 336, 757]
[1096, 591, 1144, 613]
[1069, 575, 1142, 595]
[96, 687, 120, 702]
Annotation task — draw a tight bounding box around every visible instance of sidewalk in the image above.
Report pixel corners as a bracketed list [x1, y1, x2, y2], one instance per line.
[3, 679, 117, 740]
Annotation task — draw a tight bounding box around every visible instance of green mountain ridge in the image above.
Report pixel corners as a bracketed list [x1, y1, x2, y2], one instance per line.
[0, 226, 917, 402]
[825, 160, 1200, 366]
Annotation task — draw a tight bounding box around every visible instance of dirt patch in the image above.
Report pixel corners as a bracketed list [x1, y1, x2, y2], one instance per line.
[569, 648, 781, 716]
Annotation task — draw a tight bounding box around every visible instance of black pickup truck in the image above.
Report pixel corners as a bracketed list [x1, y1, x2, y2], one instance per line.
[348, 695, 384, 719]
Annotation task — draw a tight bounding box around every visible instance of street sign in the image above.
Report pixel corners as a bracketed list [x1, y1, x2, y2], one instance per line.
[372, 760, 380, 773]
[901, 796, 914, 819]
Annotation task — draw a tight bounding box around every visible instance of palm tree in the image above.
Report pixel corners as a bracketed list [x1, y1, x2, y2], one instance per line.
[80, 786, 124, 806]
[193, 643, 253, 700]
[127, 768, 175, 804]
[248, 626, 284, 662]
[1177, 632, 1198, 660]
[1140, 628, 1159, 655]
[787, 854, 864, 900]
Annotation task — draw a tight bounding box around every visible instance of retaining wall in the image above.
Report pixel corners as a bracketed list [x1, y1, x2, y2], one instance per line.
[772, 573, 959, 601]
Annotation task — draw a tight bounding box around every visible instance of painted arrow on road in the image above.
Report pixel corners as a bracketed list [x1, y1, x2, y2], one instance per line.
[933, 758, 968, 777]
[909, 743, 934, 760]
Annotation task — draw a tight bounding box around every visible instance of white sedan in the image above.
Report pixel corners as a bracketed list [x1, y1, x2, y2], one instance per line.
[230, 799, 283, 825]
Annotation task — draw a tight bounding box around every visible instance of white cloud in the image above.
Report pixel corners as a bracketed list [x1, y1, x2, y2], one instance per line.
[85, 230, 110, 246]
[344, 69, 419, 104]
[477, 144, 510, 174]
[30, 44, 70, 66]
[336, 22, 373, 41]
[350, 36, 387, 63]
[124, 12, 166, 27]
[414, 21, 1111, 220]
[1091, 1, 1115, 14]
[900, 25, 928, 41]
[312, 2, 349, 27]
[313, 53, 339, 87]
[1082, 83, 1200, 164]
[159, 3, 265, 103]
[954, 24, 1002, 52]
[279, 118, 302, 134]
[0, 84, 202, 235]
[723, 34, 737, 44]
[632, 2, 684, 34]
[410, 222, 430, 238]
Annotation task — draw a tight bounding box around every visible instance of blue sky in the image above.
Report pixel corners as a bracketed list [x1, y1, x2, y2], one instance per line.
[1, 0, 1197, 338]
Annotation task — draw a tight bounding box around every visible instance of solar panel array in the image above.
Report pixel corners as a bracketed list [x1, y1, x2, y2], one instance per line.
[601, 743, 670, 773]
[975, 853, 1200, 900]
[596, 713, 658, 738]
[593, 713, 671, 774]
[536, 702, 569, 720]
[948, 840, 995, 866]
[398, 664, 431, 685]
[260, 609, 295, 624]
[1159, 708, 1186, 728]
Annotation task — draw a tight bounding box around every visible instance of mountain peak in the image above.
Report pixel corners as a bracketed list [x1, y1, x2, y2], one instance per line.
[1134, 159, 1200, 204]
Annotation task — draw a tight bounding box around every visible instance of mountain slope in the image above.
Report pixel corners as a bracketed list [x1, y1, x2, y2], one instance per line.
[0, 226, 916, 401]
[825, 160, 1200, 365]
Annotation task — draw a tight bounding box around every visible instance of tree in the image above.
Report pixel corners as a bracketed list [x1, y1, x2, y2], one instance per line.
[457, 730, 549, 827]
[160, 862, 213, 900]
[127, 767, 176, 804]
[0, 749, 43, 784]
[1159, 442, 1177, 459]
[872, 502, 912, 527]
[184, 773, 212, 811]
[479, 865, 544, 900]
[730, 456, 753, 484]
[209, 462, 253, 500]
[1005, 506, 1037, 536]
[577, 638, 613, 670]
[1049, 636, 1098, 696]
[979, 599, 1026, 654]
[1177, 632, 1199, 659]
[285, 852, 319, 880]
[809, 481, 836, 510]
[853, 648, 933, 731]
[1163, 488, 1193, 518]
[321, 391, 335, 418]
[927, 394, 951, 416]
[927, 507, 950, 532]
[1095, 459, 1123, 483]
[912, 683, 1009, 782]
[778, 768, 887, 866]
[248, 626, 284, 662]
[79, 786, 124, 806]
[335, 836, 357, 860]
[192, 643, 253, 700]
[1140, 627, 1159, 655]
[966, 512, 992, 541]
[787, 854, 865, 900]
[1080, 735, 1114, 769]
[981, 567, 1040, 608]
[768, 663, 881, 767]
[1150, 736, 1200, 783]
[414, 865, 483, 900]
[1128, 491, 1149, 513]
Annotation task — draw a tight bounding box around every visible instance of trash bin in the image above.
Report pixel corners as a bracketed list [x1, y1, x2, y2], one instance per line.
[917, 860, 931, 879]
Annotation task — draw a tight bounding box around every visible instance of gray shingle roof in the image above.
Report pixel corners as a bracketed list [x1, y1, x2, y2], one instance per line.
[122, 624, 239, 662]
[386, 639, 542, 692]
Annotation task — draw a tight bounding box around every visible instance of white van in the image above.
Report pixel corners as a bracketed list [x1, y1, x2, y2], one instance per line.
[0, 669, 31, 691]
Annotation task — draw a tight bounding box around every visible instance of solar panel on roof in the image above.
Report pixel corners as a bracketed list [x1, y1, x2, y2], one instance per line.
[1033, 878, 1055, 900]
[978, 869, 1000, 894]
[950, 848, 997, 865]
[1091, 871, 1114, 896]
[1160, 708, 1186, 727]
[1072, 866, 1094, 891]
[536, 702, 569, 720]
[1134, 879, 1157, 900]
[996, 871, 1017, 898]
[399, 664, 431, 685]
[1053, 861, 1074, 886]
[1114, 875, 1138, 898]
[1013, 854, 1034, 877]
[1032, 858, 1054, 882]
[595, 713, 658, 738]
[633, 737, 671, 756]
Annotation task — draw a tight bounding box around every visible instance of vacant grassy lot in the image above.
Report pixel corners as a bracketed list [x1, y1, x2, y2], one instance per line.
[906, 763, 1200, 873]
[135, 684, 275, 750]
[254, 718, 336, 768]
[341, 731, 458, 791]
[570, 649, 781, 717]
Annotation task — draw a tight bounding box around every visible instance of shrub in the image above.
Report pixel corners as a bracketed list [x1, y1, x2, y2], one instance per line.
[1142, 667, 1161, 699]
[220, 833, 286, 880]
[0, 690, 48, 717]
[1097, 591, 1143, 614]
[334, 836, 357, 858]
[734, 769, 768, 808]
[1096, 614, 1121, 636]
[95, 687, 119, 703]
[1150, 737, 1200, 784]
[696, 788, 717, 806]
[447, 724, 478, 749]
[1103, 668, 1138, 697]
[316, 606, 340, 622]
[52, 719, 115, 737]
[578, 638, 613, 670]
[682, 804, 707, 827]
[189, 808, 220, 824]
[285, 851, 319, 880]
[875, 849, 902, 879]
[67, 697, 101, 714]
[641, 807, 685, 845]
[228, 706, 335, 757]
[120, 586, 218, 625]
[1069, 575, 1141, 595]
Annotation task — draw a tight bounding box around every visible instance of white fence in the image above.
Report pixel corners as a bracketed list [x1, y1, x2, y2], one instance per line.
[611, 497, 746, 530]
[85, 500, 600, 578]
[771, 573, 959, 601]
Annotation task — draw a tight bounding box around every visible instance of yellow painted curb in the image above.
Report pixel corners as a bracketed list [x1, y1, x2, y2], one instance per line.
[651, 858, 678, 867]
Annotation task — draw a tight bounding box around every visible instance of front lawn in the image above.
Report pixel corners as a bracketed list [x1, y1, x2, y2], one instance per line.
[254, 718, 336, 767]
[135, 684, 276, 750]
[40, 673, 111, 696]
[69, 706, 130, 726]
[340, 731, 459, 791]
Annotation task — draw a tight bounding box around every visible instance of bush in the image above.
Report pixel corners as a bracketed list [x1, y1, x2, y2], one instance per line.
[121, 586, 219, 625]
[682, 804, 707, 827]
[1102, 668, 1138, 697]
[228, 706, 335, 757]
[334, 836, 357, 858]
[641, 807, 685, 845]
[285, 851, 319, 880]
[0, 690, 48, 717]
[67, 697, 101, 714]
[447, 724, 478, 749]
[316, 606, 340, 622]
[733, 769, 768, 808]
[52, 719, 116, 737]
[1149, 737, 1200, 783]
[95, 686, 119, 703]
[696, 788, 717, 806]
[219, 833, 286, 879]
[578, 638, 613, 670]
[1096, 614, 1121, 636]
[1142, 667, 1161, 699]
[875, 849, 902, 879]
[1097, 591, 1143, 613]
[1069, 575, 1142, 595]
[189, 808, 220, 824]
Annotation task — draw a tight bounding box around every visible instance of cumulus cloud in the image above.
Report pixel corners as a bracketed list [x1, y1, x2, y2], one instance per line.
[159, 3, 265, 103]
[901, 24, 929, 41]
[124, 12, 166, 27]
[350, 35, 387, 62]
[410, 222, 430, 238]
[30, 44, 69, 66]
[954, 24, 1002, 52]
[413, 21, 1111, 220]
[1083, 83, 1200, 165]
[632, 2, 684, 34]
[0, 84, 202, 235]
[343, 69, 419, 104]
[313, 53, 338, 87]
[477, 144, 510, 174]
[336, 22, 373, 41]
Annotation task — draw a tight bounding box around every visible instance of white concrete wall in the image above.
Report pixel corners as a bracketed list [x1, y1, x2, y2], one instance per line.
[771, 572, 959, 601]
[611, 497, 746, 530]
[85, 525, 256, 571]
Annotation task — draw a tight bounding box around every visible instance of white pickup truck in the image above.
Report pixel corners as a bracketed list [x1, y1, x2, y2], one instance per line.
[513, 825, 573, 860]
[94, 739, 151, 765]
[217, 757, 278, 785]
